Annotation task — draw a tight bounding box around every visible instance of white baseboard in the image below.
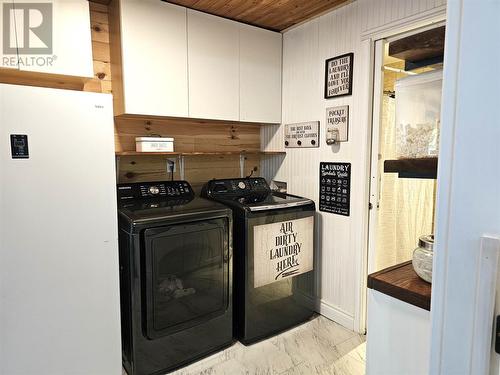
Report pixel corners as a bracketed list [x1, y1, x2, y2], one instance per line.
[317, 299, 355, 331]
[294, 289, 356, 332]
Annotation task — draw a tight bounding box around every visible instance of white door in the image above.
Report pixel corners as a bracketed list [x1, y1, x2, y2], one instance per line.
[120, 0, 189, 117]
[429, 0, 500, 373]
[0, 84, 121, 375]
[239, 24, 282, 124]
[188, 9, 239, 121]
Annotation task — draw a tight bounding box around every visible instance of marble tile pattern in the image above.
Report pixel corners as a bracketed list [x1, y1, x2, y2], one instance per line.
[122, 315, 366, 375]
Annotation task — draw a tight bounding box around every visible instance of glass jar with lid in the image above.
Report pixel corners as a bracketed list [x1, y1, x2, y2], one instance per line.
[412, 235, 434, 283]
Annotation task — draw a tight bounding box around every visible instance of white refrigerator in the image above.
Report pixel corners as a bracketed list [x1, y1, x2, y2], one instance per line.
[0, 84, 122, 375]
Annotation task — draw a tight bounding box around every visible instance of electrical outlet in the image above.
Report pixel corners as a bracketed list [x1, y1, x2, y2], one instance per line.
[166, 158, 176, 173]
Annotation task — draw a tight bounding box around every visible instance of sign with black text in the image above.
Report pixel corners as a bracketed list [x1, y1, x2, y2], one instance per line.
[324, 53, 354, 98]
[253, 217, 314, 288]
[319, 162, 351, 216]
[326, 105, 349, 144]
[285, 121, 319, 148]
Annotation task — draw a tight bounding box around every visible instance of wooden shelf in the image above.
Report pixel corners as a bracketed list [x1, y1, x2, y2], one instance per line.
[0, 68, 89, 91]
[384, 157, 438, 179]
[115, 151, 285, 157]
[115, 113, 281, 126]
[368, 261, 431, 311]
[389, 26, 445, 71]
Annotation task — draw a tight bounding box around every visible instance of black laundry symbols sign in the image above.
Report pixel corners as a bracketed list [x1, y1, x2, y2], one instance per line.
[319, 162, 351, 216]
[253, 217, 314, 288]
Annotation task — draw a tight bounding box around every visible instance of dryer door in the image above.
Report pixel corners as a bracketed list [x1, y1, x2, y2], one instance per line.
[143, 218, 229, 339]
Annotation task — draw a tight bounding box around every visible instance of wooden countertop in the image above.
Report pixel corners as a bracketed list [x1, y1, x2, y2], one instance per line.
[367, 261, 432, 311]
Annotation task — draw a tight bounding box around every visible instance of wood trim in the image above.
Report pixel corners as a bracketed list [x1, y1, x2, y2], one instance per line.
[108, 0, 125, 115]
[367, 261, 432, 311]
[116, 151, 285, 156]
[0, 68, 89, 91]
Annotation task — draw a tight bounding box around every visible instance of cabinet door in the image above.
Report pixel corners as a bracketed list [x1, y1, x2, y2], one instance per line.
[240, 24, 282, 124]
[14, 0, 93, 77]
[0, 0, 19, 69]
[120, 0, 188, 117]
[188, 10, 239, 121]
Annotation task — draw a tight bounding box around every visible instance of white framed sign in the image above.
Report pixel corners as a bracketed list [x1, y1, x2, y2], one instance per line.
[325, 52, 354, 98]
[284, 121, 319, 148]
[326, 105, 349, 144]
[253, 216, 314, 288]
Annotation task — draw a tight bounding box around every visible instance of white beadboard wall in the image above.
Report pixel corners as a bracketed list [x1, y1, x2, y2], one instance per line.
[261, 0, 446, 332]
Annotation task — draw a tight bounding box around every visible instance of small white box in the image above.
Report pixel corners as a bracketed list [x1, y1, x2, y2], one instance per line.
[135, 137, 174, 152]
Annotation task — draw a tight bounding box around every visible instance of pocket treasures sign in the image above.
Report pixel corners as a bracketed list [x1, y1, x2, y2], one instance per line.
[324, 53, 354, 98]
[326, 105, 349, 144]
[253, 216, 314, 288]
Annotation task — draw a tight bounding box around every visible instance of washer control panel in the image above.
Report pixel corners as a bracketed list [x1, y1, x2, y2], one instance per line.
[117, 181, 193, 201]
[205, 178, 270, 198]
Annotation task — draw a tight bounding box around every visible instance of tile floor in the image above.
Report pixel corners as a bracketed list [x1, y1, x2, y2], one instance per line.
[124, 315, 366, 375]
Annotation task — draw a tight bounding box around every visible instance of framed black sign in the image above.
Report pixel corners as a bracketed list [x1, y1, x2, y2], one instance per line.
[324, 52, 354, 99]
[319, 162, 351, 216]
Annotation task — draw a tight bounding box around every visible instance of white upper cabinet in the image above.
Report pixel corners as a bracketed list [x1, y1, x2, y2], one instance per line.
[239, 24, 282, 124]
[187, 10, 240, 121]
[111, 2, 282, 122]
[11, 0, 93, 77]
[118, 0, 188, 117]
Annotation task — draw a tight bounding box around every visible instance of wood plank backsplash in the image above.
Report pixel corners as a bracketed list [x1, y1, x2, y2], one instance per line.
[85, 2, 262, 185]
[85, 2, 113, 94]
[115, 116, 261, 153]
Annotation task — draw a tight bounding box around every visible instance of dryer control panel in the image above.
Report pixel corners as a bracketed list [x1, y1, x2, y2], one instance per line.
[117, 181, 194, 201]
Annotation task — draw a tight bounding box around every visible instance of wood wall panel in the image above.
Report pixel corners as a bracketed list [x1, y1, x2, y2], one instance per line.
[165, 0, 351, 31]
[115, 116, 261, 153]
[85, 2, 113, 94]
[117, 154, 260, 189]
[86, 2, 262, 183]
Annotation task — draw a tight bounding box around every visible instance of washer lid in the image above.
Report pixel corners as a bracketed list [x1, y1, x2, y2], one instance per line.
[243, 194, 314, 212]
[118, 197, 231, 224]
